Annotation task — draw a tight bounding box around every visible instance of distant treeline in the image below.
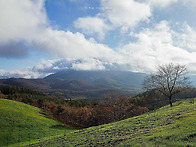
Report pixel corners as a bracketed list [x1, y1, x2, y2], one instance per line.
[0, 85, 95, 107]
[0, 85, 45, 96]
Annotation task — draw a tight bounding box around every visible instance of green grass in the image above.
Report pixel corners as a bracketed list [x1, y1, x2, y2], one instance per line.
[0, 98, 74, 147]
[30, 98, 196, 147]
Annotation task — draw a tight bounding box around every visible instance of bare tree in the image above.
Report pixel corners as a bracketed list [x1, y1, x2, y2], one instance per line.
[143, 63, 191, 107]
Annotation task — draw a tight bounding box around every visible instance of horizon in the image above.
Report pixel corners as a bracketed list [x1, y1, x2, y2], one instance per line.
[1, 0, 196, 78]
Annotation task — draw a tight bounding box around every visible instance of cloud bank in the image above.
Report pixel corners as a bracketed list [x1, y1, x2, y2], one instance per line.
[0, 0, 196, 78]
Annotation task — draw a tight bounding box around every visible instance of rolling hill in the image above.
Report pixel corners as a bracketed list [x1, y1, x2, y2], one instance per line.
[29, 98, 196, 146]
[0, 98, 73, 147]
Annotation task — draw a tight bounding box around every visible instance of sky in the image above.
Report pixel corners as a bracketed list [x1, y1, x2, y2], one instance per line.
[0, 0, 196, 78]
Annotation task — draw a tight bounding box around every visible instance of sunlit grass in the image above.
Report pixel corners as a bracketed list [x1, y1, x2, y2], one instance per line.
[0, 98, 74, 147]
[31, 98, 196, 146]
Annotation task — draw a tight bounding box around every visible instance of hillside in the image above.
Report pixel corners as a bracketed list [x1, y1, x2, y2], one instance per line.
[0, 99, 73, 147]
[30, 98, 196, 146]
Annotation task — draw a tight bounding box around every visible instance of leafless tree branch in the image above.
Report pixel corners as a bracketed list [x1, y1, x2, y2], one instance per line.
[143, 63, 191, 107]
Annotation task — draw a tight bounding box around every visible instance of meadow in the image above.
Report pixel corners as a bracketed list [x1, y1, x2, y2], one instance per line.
[1, 98, 195, 146]
[0, 99, 73, 147]
[29, 98, 196, 146]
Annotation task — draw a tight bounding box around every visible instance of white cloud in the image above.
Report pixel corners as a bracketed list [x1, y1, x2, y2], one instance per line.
[147, 0, 179, 7]
[74, 0, 151, 39]
[73, 0, 196, 40]
[71, 58, 106, 70]
[0, 58, 106, 78]
[173, 23, 196, 51]
[147, 0, 196, 8]
[31, 21, 196, 74]
[32, 59, 68, 73]
[0, 0, 119, 64]
[31, 29, 120, 63]
[0, 0, 47, 45]
[119, 21, 196, 72]
[101, 0, 151, 31]
[180, 0, 196, 7]
[0, 59, 68, 79]
[74, 17, 110, 40]
[0, 69, 44, 79]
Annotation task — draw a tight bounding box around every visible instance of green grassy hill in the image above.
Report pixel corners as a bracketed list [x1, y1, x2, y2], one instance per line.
[30, 98, 196, 147]
[0, 98, 73, 147]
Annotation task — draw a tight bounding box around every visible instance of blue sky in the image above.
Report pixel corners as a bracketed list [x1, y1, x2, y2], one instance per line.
[0, 0, 196, 78]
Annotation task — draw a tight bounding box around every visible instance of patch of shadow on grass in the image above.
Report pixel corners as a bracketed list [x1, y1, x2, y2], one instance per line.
[187, 133, 196, 139]
[49, 124, 68, 129]
[183, 133, 196, 141]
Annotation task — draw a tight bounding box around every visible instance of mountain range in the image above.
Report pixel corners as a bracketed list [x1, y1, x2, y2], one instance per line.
[0, 70, 147, 99]
[1, 70, 195, 100]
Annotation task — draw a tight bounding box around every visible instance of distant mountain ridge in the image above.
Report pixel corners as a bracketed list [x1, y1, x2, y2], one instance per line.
[46, 70, 146, 88]
[1, 70, 196, 100]
[0, 70, 147, 99]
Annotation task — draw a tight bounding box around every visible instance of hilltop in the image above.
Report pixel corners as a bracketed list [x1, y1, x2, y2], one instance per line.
[30, 98, 196, 146]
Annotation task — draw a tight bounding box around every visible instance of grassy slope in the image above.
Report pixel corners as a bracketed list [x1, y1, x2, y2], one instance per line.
[31, 98, 196, 147]
[0, 98, 73, 147]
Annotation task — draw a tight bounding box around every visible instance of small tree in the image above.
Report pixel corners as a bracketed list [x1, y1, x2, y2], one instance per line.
[143, 63, 191, 107]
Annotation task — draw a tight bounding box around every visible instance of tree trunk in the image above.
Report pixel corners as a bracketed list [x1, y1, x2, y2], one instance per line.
[169, 96, 172, 107]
